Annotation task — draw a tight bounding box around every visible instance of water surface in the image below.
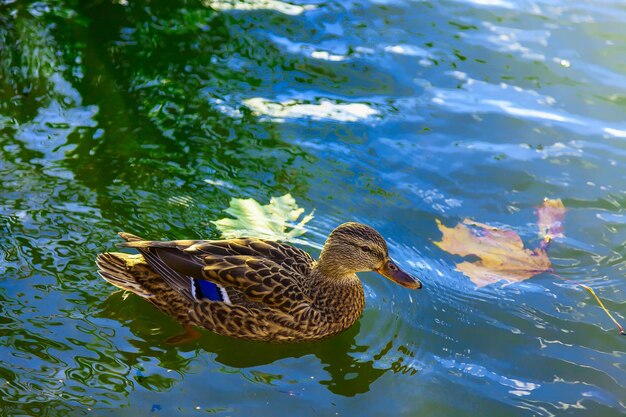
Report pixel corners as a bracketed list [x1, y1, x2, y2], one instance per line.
[1, 0, 626, 415]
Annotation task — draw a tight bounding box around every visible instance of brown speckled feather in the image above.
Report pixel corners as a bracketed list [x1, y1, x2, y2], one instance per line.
[98, 235, 363, 341]
[96, 222, 421, 342]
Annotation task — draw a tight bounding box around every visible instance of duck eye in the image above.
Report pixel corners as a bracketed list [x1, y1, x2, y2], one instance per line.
[360, 245, 372, 252]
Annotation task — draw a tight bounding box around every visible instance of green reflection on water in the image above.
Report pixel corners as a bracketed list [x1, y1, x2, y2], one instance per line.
[3, 0, 626, 415]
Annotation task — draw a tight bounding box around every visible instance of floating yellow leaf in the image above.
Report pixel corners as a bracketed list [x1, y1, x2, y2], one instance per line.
[434, 219, 551, 287]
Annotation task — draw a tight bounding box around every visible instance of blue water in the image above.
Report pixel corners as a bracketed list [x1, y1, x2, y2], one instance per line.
[1, 0, 625, 415]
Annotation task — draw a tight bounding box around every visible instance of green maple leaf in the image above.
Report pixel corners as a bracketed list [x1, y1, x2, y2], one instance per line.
[211, 194, 314, 241]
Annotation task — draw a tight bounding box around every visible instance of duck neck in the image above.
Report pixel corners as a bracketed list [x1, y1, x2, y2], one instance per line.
[309, 258, 365, 331]
[315, 248, 356, 281]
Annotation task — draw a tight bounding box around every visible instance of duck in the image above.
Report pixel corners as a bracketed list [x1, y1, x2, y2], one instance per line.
[96, 222, 422, 342]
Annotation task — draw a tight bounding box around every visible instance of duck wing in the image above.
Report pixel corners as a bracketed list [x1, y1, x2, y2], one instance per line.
[119, 235, 315, 311]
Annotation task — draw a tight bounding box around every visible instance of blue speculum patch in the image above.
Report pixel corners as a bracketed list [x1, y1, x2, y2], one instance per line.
[193, 278, 223, 301]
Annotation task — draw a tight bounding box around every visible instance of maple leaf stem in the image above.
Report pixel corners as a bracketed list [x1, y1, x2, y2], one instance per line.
[549, 272, 626, 336]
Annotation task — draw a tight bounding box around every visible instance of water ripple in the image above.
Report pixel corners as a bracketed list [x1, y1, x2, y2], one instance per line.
[2, 0, 626, 415]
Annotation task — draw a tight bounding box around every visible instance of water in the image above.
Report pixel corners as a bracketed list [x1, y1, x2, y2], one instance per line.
[1, 0, 625, 415]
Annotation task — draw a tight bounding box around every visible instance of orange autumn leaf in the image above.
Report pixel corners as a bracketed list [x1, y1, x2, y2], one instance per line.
[434, 219, 551, 287]
[435, 199, 625, 335]
[537, 198, 566, 243]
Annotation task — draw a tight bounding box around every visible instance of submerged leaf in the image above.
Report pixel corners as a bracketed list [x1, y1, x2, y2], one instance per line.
[435, 219, 551, 287]
[211, 194, 314, 241]
[537, 198, 566, 243]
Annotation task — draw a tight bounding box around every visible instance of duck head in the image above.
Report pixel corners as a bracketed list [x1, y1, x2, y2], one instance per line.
[317, 222, 423, 289]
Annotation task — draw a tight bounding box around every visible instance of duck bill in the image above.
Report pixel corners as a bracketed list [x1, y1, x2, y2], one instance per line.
[377, 259, 423, 289]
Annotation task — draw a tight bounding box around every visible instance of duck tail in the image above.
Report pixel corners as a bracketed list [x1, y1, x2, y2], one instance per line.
[118, 232, 144, 242]
[96, 252, 153, 298]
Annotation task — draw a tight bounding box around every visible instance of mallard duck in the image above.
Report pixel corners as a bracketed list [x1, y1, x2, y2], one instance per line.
[96, 222, 422, 342]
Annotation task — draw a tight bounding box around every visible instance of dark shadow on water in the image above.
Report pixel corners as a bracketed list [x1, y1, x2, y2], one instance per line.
[1, 0, 319, 239]
[61, 0, 318, 238]
[200, 323, 387, 397]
